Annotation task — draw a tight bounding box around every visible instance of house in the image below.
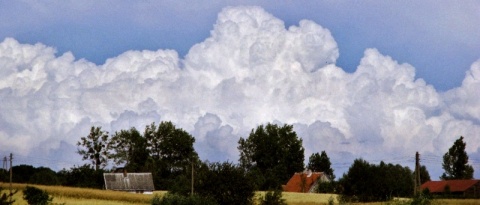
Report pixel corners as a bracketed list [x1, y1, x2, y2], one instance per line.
[103, 172, 155, 194]
[421, 179, 480, 198]
[282, 171, 330, 193]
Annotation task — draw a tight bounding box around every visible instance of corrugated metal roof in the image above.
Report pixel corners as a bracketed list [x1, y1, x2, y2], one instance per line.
[283, 172, 327, 193]
[421, 180, 480, 193]
[104, 173, 155, 191]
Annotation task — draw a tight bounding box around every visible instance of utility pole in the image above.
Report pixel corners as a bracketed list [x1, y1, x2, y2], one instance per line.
[414, 152, 421, 195]
[9, 153, 12, 203]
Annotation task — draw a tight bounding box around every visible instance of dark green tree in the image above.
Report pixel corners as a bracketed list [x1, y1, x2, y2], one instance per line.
[441, 136, 474, 180]
[77, 126, 110, 171]
[109, 127, 149, 172]
[144, 121, 197, 189]
[338, 159, 413, 202]
[307, 151, 335, 180]
[23, 186, 52, 205]
[195, 161, 255, 205]
[238, 123, 305, 190]
[414, 165, 431, 185]
[57, 164, 104, 188]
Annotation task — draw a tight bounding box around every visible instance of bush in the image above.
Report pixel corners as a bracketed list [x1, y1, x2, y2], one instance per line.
[23, 186, 52, 205]
[195, 162, 255, 205]
[151, 193, 217, 205]
[260, 190, 286, 205]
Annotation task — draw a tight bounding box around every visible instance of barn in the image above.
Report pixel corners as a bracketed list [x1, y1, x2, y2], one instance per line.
[421, 179, 480, 198]
[103, 172, 155, 194]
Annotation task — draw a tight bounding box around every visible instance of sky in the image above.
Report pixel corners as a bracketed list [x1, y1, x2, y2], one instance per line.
[0, 1, 479, 179]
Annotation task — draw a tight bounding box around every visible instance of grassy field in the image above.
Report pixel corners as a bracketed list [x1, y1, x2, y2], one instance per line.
[1, 183, 479, 205]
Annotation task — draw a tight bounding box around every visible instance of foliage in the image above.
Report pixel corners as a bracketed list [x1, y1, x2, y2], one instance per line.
[410, 189, 433, 205]
[260, 190, 287, 205]
[23, 186, 52, 205]
[338, 159, 413, 202]
[144, 121, 198, 190]
[151, 193, 217, 205]
[8, 165, 59, 186]
[315, 181, 337, 193]
[29, 167, 60, 185]
[195, 161, 255, 205]
[238, 123, 305, 190]
[77, 126, 110, 171]
[0, 186, 15, 205]
[307, 151, 335, 180]
[413, 165, 431, 185]
[109, 127, 149, 172]
[441, 136, 474, 180]
[57, 164, 104, 189]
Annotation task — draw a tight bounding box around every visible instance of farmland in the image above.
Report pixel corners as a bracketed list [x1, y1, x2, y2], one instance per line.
[1, 183, 479, 205]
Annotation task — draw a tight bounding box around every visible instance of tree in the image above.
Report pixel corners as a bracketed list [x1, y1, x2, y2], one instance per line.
[238, 123, 305, 190]
[77, 126, 110, 171]
[338, 159, 413, 202]
[413, 165, 431, 185]
[57, 164, 104, 188]
[307, 151, 335, 180]
[109, 127, 149, 172]
[195, 162, 255, 205]
[144, 121, 197, 189]
[23, 186, 52, 205]
[441, 136, 474, 180]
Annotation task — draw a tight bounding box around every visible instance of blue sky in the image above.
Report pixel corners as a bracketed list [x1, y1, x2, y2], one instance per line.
[0, 1, 479, 179]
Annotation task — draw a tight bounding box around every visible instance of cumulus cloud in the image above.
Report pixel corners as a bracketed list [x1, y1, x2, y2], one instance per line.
[0, 6, 479, 178]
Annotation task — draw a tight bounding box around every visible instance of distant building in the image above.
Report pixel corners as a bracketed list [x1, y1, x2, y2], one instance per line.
[103, 171, 155, 194]
[421, 179, 480, 198]
[283, 171, 330, 193]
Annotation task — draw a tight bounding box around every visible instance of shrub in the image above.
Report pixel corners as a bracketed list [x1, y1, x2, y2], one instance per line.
[260, 190, 286, 205]
[151, 193, 217, 205]
[23, 186, 52, 205]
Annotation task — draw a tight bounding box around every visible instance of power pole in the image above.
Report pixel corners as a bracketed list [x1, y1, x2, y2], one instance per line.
[414, 152, 421, 195]
[9, 153, 12, 203]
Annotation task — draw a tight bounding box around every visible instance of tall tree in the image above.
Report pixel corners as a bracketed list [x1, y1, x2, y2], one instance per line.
[238, 123, 305, 190]
[109, 127, 149, 172]
[144, 121, 197, 189]
[77, 126, 110, 171]
[441, 136, 474, 180]
[307, 151, 335, 180]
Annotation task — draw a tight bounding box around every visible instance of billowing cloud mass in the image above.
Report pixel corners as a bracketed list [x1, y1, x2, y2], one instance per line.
[0, 6, 479, 178]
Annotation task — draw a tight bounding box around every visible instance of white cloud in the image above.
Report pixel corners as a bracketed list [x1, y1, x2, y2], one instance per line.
[0, 6, 479, 178]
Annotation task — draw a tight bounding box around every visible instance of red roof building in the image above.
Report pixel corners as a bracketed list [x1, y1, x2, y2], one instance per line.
[282, 171, 329, 193]
[421, 180, 480, 198]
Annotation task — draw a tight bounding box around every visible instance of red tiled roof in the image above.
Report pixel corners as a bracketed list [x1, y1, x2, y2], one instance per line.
[283, 172, 324, 193]
[421, 180, 480, 193]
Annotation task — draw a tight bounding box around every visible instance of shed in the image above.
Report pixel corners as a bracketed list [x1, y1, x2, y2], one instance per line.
[104, 172, 155, 194]
[283, 171, 330, 193]
[421, 179, 480, 198]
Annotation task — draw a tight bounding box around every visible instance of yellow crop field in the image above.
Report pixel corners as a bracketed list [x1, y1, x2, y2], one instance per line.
[2, 183, 479, 205]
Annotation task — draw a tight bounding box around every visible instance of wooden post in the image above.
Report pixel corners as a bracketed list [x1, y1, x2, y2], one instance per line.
[9, 153, 12, 203]
[414, 152, 421, 195]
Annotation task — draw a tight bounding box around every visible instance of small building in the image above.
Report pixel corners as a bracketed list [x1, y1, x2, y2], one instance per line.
[104, 172, 155, 194]
[282, 171, 330, 193]
[421, 179, 480, 198]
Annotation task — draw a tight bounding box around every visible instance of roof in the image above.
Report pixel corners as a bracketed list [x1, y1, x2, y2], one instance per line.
[104, 173, 155, 191]
[283, 171, 327, 193]
[421, 180, 480, 193]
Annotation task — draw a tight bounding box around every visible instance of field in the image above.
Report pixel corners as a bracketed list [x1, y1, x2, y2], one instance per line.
[1, 183, 479, 205]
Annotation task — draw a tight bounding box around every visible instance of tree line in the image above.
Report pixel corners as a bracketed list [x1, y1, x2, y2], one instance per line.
[0, 120, 475, 203]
